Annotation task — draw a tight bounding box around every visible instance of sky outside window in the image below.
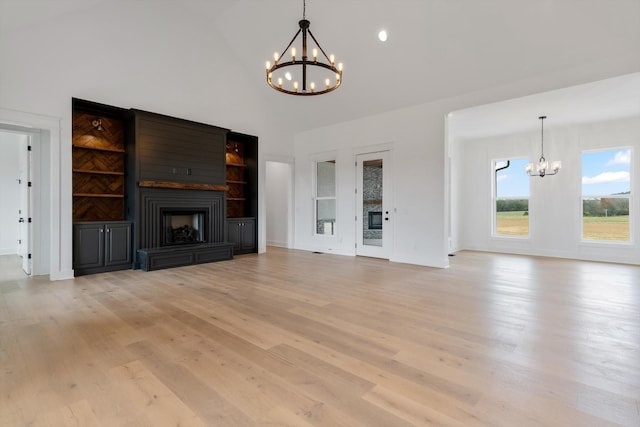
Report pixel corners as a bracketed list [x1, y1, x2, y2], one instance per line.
[495, 158, 531, 198]
[582, 149, 631, 195]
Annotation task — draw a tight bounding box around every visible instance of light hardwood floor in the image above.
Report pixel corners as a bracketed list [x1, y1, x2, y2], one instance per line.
[1, 249, 639, 426]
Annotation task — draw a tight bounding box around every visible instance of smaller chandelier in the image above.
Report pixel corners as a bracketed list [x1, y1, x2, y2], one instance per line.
[265, 0, 343, 96]
[526, 115, 561, 177]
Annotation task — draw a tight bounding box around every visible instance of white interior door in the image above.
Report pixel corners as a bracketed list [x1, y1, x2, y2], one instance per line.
[19, 137, 31, 274]
[356, 151, 392, 259]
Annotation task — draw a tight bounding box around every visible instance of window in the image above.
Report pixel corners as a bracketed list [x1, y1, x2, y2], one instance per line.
[493, 158, 530, 237]
[314, 160, 336, 236]
[582, 148, 631, 242]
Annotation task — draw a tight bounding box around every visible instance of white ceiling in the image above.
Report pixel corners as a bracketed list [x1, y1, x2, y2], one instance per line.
[450, 72, 640, 141]
[2, 0, 639, 133]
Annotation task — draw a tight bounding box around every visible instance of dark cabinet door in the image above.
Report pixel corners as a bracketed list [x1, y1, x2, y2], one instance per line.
[73, 223, 105, 270]
[73, 221, 132, 275]
[239, 218, 256, 251]
[105, 222, 132, 267]
[227, 218, 256, 254]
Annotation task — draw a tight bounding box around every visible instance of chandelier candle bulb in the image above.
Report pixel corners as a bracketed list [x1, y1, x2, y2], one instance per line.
[310, 82, 315, 92]
[329, 54, 335, 65]
[293, 81, 299, 92]
[291, 47, 296, 61]
[338, 63, 343, 71]
[265, 61, 271, 70]
[325, 78, 330, 88]
[278, 77, 283, 88]
[312, 48, 318, 62]
[274, 52, 279, 63]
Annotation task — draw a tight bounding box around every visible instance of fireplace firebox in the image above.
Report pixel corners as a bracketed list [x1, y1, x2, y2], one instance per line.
[368, 211, 382, 230]
[162, 210, 207, 246]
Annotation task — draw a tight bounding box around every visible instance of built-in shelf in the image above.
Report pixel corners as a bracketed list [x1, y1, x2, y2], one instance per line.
[72, 105, 126, 223]
[73, 193, 125, 198]
[226, 162, 247, 167]
[72, 144, 125, 153]
[73, 169, 125, 175]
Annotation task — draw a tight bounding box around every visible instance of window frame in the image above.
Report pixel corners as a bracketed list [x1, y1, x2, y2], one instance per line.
[580, 147, 633, 245]
[313, 158, 337, 237]
[492, 157, 531, 239]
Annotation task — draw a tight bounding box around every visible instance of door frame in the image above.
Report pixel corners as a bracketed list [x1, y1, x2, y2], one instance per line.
[0, 108, 63, 278]
[263, 154, 295, 250]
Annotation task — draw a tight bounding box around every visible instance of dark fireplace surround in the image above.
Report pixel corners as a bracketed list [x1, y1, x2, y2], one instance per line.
[136, 187, 232, 270]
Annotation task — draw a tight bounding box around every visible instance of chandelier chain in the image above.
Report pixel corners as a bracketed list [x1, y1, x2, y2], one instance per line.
[540, 116, 545, 158]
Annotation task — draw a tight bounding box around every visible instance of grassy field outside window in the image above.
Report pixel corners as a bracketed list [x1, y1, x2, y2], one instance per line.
[494, 158, 530, 237]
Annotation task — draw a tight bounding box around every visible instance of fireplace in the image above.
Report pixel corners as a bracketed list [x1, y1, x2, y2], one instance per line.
[161, 209, 207, 246]
[368, 211, 382, 230]
[136, 187, 227, 256]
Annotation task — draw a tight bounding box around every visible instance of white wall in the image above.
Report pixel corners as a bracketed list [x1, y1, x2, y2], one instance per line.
[294, 104, 450, 267]
[0, 132, 22, 255]
[265, 161, 291, 248]
[455, 117, 640, 264]
[0, 1, 294, 278]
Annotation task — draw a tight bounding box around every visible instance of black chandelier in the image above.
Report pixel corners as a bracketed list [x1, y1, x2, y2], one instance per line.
[265, 0, 343, 96]
[525, 116, 561, 177]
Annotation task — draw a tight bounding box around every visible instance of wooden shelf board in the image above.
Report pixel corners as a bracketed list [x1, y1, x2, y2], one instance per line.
[364, 200, 383, 205]
[138, 180, 229, 191]
[72, 144, 125, 153]
[73, 169, 124, 176]
[226, 162, 247, 167]
[227, 180, 247, 184]
[227, 198, 247, 201]
[73, 193, 124, 198]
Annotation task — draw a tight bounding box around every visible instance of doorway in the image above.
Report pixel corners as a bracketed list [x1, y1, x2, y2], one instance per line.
[0, 129, 32, 275]
[356, 151, 392, 259]
[1, 108, 61, 278]
[265, 160, 294, 248]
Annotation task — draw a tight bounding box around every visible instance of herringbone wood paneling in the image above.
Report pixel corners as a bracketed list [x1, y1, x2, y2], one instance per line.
[73, 196, 124, 221]
[72, 111, 125, 151]
[73, 172, 124, 195]
[73, 147, 124, 173]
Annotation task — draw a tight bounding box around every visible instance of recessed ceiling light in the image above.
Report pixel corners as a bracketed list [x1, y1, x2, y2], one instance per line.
[285, 72, 292, 81]
[378, 30, 388, 42]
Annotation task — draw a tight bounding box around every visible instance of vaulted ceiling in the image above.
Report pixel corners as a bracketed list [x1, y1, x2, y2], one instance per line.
[2, 0, 639, 133]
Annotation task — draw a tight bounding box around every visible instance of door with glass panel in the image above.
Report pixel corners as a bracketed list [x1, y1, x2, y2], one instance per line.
[356, 151, 392, 259]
